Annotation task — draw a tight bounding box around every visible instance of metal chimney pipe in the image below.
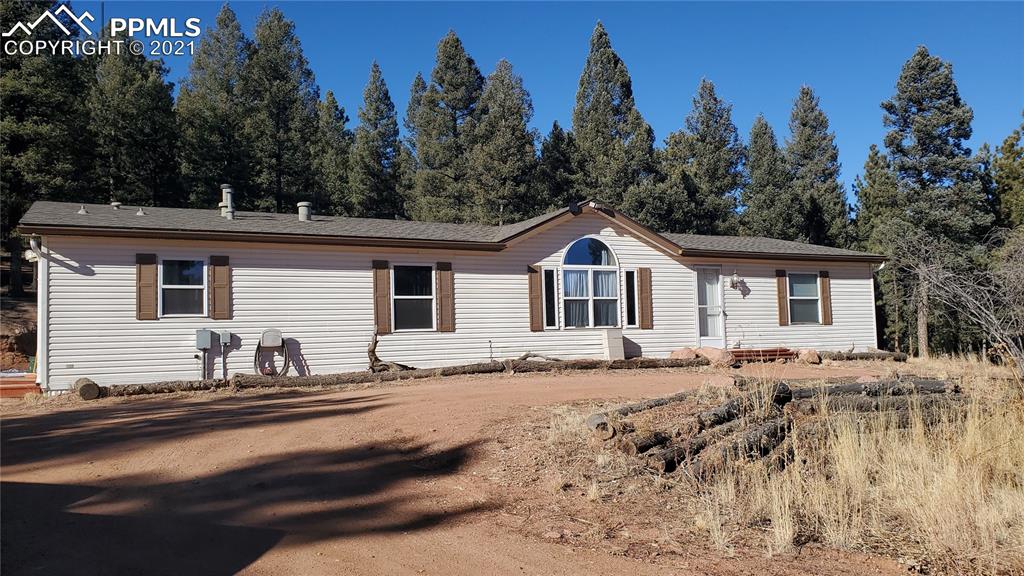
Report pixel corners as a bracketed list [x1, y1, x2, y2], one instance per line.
[220, 184, 234, 218]
[297, 201, 312, 222]
[225, 207, 235, 221]
[218, 201, 227, 217]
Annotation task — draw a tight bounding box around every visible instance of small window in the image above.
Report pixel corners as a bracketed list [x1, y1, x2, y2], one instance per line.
[393, 265, 434, 330]
[625, 270, 637, 327]
[788, 273, 820, 324]
[543, 269, 557, 328]
[161, 259, 205, 316]
[564, 238, 616, 266]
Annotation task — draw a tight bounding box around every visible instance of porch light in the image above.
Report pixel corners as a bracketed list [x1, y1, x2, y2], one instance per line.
[729, 270, 741, 289]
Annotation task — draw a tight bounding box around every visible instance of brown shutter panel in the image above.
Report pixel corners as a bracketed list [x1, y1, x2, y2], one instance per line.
[208, 255, 231, 320]
[436, 262, 455, 332]
[527, 265, 543, 332]
[638, 267, 653, 330]
[372, 260, 391, 334]
[776, 270, 789, 326]
[136, 254, 158, 321]
[819, 271, 833, 325]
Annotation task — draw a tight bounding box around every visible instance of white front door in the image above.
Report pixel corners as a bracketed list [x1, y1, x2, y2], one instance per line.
[697, 267, 725, 348]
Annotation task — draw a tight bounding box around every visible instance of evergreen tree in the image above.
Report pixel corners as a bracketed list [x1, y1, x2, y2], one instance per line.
[741, 115, 801, 239]
[311, 91, 351, 215]
[407, 31, 484, 222]
[880, 46, 993, 357]
[403, 72, 427, 152]
[466, 60, 539, 224]
[536, 121, 579, 210]
[239, 8, 318, 212]
[348, 62, 402, 219]
[786, 86, 852, 247]
[673, 79, 744, 234]
[571, 22, 655, 206]
[87, 42, 179, 207]
[176, 4, 250, 209]
[853, 144, 900, 247]
[993, 118, 1024, 227]
[1, 0, 95, 240]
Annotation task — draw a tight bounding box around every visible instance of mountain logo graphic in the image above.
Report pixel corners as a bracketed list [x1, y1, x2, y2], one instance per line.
[2, 5, 95, 37]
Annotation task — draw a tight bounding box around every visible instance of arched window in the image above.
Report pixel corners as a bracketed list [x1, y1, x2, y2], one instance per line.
[561, 237, 619, 328]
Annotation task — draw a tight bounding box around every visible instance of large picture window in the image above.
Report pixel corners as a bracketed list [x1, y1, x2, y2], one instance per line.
[160, 259, 205, 316]
[788, 273, 820, 324]
[561, 238, 619, 328]
[393, 265, 434, 330]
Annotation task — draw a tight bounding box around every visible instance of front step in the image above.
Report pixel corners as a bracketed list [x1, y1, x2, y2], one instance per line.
[0, 374, 41, 398]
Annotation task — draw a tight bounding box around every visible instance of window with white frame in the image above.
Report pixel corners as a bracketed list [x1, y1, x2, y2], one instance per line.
[788, 273, 820, 324]
[561, 238, 619, 328]
[393, 265, 434, 330]
[160, 259, 206, 316]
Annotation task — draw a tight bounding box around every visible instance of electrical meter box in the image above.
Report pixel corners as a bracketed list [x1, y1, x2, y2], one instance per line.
[259, 329, 283, 348]
[216, 330, 232, 347]
[196, 329, 214, 350]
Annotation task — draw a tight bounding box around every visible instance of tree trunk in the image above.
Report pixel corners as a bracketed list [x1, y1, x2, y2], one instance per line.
[917, 273, 929, 359]
[7, 237, 24, 297]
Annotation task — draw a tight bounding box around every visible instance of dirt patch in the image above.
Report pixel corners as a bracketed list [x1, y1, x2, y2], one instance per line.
[3, 365, 904, 575]
[1, 294, 36, 370]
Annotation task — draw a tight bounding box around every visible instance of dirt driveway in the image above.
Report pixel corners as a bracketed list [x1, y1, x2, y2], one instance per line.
[1, 365, 901, 575]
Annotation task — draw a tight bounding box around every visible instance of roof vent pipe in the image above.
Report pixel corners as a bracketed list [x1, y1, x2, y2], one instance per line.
[225, 207, 235, 221]
[297, 201, 312, 222]
[220, 184, 234, 218]
[110, 201, 122, 210]
[218, 201, 227, 217]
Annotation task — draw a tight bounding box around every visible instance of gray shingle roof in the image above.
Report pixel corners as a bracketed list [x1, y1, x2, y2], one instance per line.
[19, 201, 883, 261]
[661, 232, 883, 261]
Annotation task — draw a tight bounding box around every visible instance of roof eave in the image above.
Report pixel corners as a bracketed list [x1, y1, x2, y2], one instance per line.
[17, 224, 507, 252]
[679, 249, 886, 264]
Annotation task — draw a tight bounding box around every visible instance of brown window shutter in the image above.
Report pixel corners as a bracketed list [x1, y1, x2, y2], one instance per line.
[638, 267, 653, 330]
[136, 253, 158, 321]
[436, 262, 455, 332]
[819, 271, 833, 325]
[776, 270, 789, 326]
[208, 255, 231, 320]
[527, 265, 543, 332]
[372, 260, 391, 334]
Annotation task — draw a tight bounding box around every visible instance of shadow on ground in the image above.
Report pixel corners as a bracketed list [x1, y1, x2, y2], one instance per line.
[2, 391, 490, 575]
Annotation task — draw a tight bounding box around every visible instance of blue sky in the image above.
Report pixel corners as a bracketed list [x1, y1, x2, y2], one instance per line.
[79, 1, 1023, 200]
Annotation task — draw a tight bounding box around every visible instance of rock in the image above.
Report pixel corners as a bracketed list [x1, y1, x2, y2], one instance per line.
[695, 347, 736, 367]
[669, 348, 698, 360]
[797, 349, 821, 364]
[542, 531, 562, 540]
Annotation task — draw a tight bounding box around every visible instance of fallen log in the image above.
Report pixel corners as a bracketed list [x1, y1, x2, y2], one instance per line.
[820, 351, 908, 362]
[368, 332, 415, 373]
[695, 382, 792, 431]
[586, 390, 700, 440]
[685, 417, 791, 478]
[645, 419, 746, 473]
[106, 379, 227, 397]
[789, 378, 954, 400]
[615, 430, 672, 456]
[786, 393, 965, 416]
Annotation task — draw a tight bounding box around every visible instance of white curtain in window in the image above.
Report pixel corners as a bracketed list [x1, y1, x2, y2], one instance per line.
[593, 270, 617, 297]
[563, 270, 588, 297]
[565, 300, 589, 327]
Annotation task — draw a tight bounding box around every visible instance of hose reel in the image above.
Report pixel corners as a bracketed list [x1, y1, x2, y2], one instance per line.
[254, 329, 290, 377]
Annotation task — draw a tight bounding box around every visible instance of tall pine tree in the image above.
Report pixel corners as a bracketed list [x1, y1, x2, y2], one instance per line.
[993, 118, 1024, 227]
[853, 144, 900, 247]
[88, 39, 179, 207]
[466, 60, 538, 224]
[348, 62, 402, 219]
[536, 121, 579, 210]
[310, 91, 351, 215]
[571, 22, 654, 206]
[741, 115, 801, 239]
[786, 86, 852, 247]
[177, 4, 250, 209]
[671, 79, 743, 234]
[407, 31, 484, 222]
[239, 8, 318, 212]
[879, 46, 993, 357]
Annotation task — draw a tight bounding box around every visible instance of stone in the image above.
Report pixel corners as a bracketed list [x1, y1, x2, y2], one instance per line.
[695, 347, 736, 367]
[669, 348, 698, 360]
[797, 349, 821, 364]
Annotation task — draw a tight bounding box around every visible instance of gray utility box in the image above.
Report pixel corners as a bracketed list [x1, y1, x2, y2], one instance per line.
[216, 331, 232, 347]
[196, 329, 214, 350]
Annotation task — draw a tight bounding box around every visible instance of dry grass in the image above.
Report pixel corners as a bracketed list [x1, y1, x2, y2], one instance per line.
[699, 362, 1024, 574]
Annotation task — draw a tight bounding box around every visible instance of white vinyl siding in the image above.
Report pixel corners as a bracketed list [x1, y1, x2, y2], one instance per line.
[38, 213, 879, 390]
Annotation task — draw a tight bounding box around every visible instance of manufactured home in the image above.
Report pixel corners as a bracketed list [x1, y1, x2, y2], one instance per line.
[18, 193, 884, 391]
